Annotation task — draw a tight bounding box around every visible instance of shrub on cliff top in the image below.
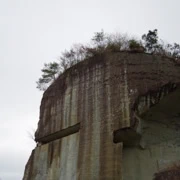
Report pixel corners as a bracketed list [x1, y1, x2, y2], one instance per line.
[36, 29, 180, 91]
[129, 39, 142, 50]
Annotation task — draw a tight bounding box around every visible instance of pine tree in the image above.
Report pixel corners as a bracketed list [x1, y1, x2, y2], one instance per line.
[36, 62, 60, 91]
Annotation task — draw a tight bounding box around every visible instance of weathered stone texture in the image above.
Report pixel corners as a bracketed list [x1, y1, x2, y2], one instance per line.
[123, 88, 180, 180]
[35, 53, 180, 139]
[23, 52, 180, 180]
[24, 133, 79, 180]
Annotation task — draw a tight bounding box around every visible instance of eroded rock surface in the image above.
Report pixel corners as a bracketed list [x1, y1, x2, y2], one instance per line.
[23, 52, 180, 180]
[123, 88, 180, 180]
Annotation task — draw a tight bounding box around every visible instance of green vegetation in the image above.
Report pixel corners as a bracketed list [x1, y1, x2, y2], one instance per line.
[36, 62, 60, 91]
[128, 39, 143, 51]
[36, 29, 180, 91]
[142, 29, 159, 53]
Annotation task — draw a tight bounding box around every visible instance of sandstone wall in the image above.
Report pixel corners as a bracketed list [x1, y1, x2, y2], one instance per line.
[24, 133, 79, 180]
[23, 52, 180, 180]
[123, 88, 180, 180]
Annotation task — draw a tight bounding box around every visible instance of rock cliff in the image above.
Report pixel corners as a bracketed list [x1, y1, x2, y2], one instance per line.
[23, 52, 180, 180]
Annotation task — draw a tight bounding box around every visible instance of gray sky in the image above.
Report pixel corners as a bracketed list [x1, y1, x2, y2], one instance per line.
[0, 0, 180, 179]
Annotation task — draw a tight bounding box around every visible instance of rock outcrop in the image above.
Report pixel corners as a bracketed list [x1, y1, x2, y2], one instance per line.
[23, 52, 180, 180]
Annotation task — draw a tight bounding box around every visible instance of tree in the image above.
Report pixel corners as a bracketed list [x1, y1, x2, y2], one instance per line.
[71, 44, 87, 62]
[156, 40, 180, 58]
[92, 29, 106, 48]
[36, 62, 60, 91]
[171, 43, 180, 59]
[142, 29, 159, 53]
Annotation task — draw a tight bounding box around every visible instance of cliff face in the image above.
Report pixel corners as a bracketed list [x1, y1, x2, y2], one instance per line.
[23, 52, 180, 180]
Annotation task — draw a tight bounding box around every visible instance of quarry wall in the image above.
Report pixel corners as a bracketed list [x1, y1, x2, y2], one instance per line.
[23, 52, 180, 180]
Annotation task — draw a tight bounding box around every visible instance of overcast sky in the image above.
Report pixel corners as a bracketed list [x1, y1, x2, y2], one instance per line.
[0, 0, 180, 179]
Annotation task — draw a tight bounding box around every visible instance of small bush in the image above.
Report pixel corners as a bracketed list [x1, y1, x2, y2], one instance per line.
[129, 39, 141, 49]
[128, 39, 145, 53]
[106, 43, 121, 52]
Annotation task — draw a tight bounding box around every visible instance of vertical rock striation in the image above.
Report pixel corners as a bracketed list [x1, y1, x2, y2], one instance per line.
[23, 52, 180, 180]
